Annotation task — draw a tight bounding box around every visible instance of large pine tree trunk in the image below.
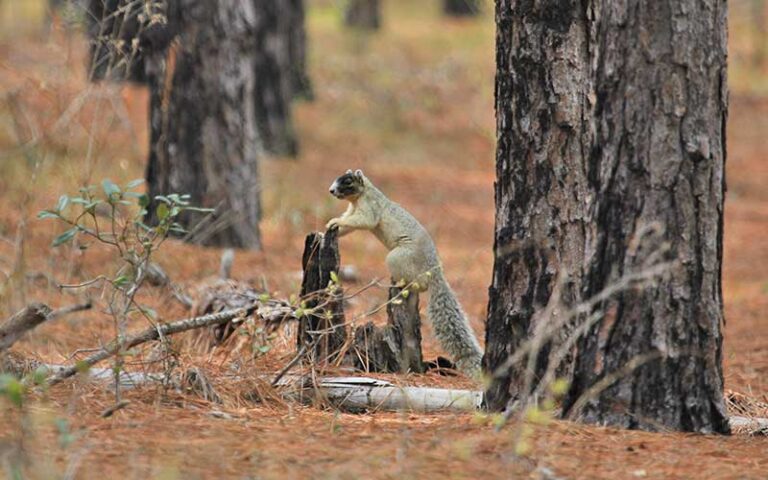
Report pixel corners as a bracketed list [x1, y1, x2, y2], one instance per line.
[344, 0, 380, 30]
[484, 0, 729, 434]
[146, 0, 262, 249]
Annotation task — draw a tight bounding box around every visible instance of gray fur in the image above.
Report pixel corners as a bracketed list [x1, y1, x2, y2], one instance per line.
[326, 170, 483, 375]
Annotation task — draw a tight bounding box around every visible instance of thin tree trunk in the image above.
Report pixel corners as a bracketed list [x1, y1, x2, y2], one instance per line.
[443, 0, 480, 16]
[253, 0, 299, 157]
[344, 0, 380, 30]
[146, 0, 262, 249]
[286, 0, 313, 100]
[484, 0, 729, 434]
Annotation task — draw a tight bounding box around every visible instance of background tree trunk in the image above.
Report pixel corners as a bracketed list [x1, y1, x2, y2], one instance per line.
[484, 0, 729, 434]
[443, 0, 480, 17]
[146, 0, 262, 249]
[286, 0, 313, 100]
[344, 0, 380, 30]
[252, 0, 299, 157]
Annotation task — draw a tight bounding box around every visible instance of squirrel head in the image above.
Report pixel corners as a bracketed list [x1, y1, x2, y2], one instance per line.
[329, 169, 366, 200]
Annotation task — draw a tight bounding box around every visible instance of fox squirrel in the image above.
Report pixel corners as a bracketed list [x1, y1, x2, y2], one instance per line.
[326, 169, 483, 374]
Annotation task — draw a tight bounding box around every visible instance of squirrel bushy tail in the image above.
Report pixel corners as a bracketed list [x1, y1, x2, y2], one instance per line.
[426, 270, 483, 374]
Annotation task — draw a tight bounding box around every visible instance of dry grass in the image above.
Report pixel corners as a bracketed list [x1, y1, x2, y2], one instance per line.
[0, 0, 767, 478]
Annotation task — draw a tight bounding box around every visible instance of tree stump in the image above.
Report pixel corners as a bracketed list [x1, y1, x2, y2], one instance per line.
[352, 287, 424, 374]
[297, 229, 347, 364]
[297, 230, 425, 373]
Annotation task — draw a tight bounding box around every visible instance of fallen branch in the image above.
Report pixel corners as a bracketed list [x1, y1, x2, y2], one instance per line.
[0, 303, 52, 352]
[271, 345, 307, 387]
[100, 400, 131, 418]
[284, 376, 483, 413]
[48, 301, 93, 320]
[47, 308, 252, 386]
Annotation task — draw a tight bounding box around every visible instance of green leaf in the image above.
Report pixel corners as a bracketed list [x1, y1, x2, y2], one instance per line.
[56, 195, 69, 213]
[37, 210, 59, 220]
[55, 418, 74, 448]
[112, 275, 131, 288]
[329, 271, 339, 284]
[141, 307, 158, 320]
[52, 227, 78, 247]
[126, 178, 144, 189]
[138, 194, 150, 208]
[156, 202, 170, 221]
[102, 179, 120, 198]
[30, 366, 49, 385]
[0, 374, 24, 407]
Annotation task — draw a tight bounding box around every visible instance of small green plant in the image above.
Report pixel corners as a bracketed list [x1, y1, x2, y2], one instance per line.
[38, 179, 212, 401]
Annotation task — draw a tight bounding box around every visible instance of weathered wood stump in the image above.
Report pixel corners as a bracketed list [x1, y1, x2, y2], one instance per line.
[352, 287, 424, 374]
[298, 229, 347, 364]
[298, 230, 424, 373]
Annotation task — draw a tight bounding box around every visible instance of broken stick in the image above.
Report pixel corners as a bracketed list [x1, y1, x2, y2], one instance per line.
[47, 307, 252, 386]
[0, 303, 52, 352]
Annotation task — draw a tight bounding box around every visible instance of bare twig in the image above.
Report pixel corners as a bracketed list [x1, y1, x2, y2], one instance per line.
[100, 400, 130, 418]
[48, 301, 93, 320]
[272, 345, 308, 387]
[47, 307, 253, 386]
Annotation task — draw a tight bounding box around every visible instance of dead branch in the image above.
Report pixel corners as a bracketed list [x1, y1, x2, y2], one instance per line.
[0, 303, 52, 352]
[271, 345, 308, 387]
[283, 376, 482, 413]
[48, 301, 93, 320]
[47, 307, 252, 386]
[100, 400, 130, 418]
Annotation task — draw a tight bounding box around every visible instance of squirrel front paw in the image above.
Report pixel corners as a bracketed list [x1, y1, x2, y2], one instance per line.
[326, 218, 341, 231]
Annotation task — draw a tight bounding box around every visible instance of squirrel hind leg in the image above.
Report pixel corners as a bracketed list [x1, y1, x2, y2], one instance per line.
[385, 247, 431, 291]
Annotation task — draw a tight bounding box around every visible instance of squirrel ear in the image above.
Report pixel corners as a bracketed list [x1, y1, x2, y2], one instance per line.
[345, 169, 353, 175]
[355, 169, 364, 179]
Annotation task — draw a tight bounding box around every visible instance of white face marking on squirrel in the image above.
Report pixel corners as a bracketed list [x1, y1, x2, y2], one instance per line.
[325, 169, 484, 376]
[329, 169, 365, 200]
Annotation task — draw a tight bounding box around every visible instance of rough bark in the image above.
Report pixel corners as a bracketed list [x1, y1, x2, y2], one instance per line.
[352, 287, 425, 374]
[344, 0, 380, 30]
[297, 230, 347, 363]
[286, 0, 314, 100]
[146, 0, 262, 249]
[252, 0, 299, 157]
[484, 0, 729, 434]
[443, 0, 481, 16]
